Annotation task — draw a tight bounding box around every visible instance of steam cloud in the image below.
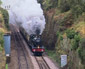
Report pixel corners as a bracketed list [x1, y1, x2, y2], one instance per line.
[1, 0, 46, 35]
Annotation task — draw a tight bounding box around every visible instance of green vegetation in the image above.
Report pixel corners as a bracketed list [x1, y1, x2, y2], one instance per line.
[38, 0, 85, 68]
[0, 2, 9, 52]
[57, 0, 85, 14]
[0, 0, 2, 5]
[0, 1, 9, 68]
[78, 38, 85, 64]
[0, 0, 9, 30]
[0, 8, 9, 30]
[72, 5, 83, 18]
[66, 29, 76, 39]
[74, 21, 85, 37]
[58, 0, 70, 12]
[71, 34, 80, 50]
[46, 50, 60, 65]
[38, 0, 57, 10]
[66, 29, 81, 50]
[0, 32, 4, 51]
[0, 0, 9, 51]
[5, 64, 8, 69]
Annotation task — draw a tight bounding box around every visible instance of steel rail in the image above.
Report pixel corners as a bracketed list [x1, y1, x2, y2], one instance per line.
[10, 25, 21, 69]
[17, 31, 29, 69]
[35, 56, 50, 69]
[10, 25, 29, 69]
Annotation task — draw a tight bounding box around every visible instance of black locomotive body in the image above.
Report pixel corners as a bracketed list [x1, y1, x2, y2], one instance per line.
[19, 27, 45, 56]
[29, 34, 44, 55]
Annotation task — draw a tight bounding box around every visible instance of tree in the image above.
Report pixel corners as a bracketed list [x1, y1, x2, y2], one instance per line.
[58, 0, 70, 12]
[0, 0, 2, 6]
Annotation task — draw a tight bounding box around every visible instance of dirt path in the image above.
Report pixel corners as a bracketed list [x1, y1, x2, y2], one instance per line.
[8, 34, 19, 69]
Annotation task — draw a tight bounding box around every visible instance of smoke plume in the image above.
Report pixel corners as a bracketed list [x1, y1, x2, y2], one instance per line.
[1, 0, 46, 35]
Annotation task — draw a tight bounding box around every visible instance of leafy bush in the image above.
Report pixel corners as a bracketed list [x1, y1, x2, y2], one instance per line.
[71, 40, 78, 50]
[66, 29, 81, 50]
[74, 35, 80, 42]
[78, 38, 85, 64]
[0, 32, 4, 47]
[60, 12, 74, 27]
[66, 29, 76, 39]
[39, 0, 57, 10]
[0, 15, 3, 23]
[57, 0, 85, 14]
[60, 35, 63, 40]
[72, 5, 83, 17]
[71, 35, 80, 50]
[70, 0, 85, 17]
[0, 8, 9, 30]
[58, 0, 70, 12]
[56, 31, 63, 40]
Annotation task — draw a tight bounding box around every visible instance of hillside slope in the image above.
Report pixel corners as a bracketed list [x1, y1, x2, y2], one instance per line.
[38, 0, 85, 69]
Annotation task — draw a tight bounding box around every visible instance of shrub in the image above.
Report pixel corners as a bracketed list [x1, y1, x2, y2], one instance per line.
[41, 0, 58, 10]
[66, 29, 81, 50]
[56, 31, 63, 40]
[66, 29, 76, 39]
[74, 35, 80, 42]
[56, 31, 60, 37]
[60, 35, 63, 40]
[57, 0, 85, 14]
[0, 15, 3, 23]
[0, 8, 9, 30]
[58, 0, 70, 12]
[71, 40, 78, 50]
[78, 38, 85, 64]
[71, 35, 80, 50]
[0, 32, 4, 47]
[72, 5, 83, 17]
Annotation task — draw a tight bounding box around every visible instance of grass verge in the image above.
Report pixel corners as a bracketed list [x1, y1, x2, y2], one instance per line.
[45, 49, 61, 66]
[6, 64, 8, 69]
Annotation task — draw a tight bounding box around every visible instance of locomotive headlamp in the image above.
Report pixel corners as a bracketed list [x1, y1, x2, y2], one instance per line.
[38, 46, 40, 48]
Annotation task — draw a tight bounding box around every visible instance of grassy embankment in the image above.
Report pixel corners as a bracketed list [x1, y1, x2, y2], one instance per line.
[0, 5, 9, 69]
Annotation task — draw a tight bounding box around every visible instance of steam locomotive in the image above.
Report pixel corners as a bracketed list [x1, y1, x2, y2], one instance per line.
[20, 27, 45, 56]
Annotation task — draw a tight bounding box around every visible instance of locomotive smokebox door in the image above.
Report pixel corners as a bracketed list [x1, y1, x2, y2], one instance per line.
[4, 33, 11, 63]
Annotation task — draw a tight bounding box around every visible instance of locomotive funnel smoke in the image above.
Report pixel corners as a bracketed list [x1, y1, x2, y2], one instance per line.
[1, 0, 46, 35]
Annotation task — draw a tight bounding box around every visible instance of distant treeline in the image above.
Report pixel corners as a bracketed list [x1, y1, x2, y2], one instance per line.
[0, 7, 9, 30]
[38, 0, 85, 17]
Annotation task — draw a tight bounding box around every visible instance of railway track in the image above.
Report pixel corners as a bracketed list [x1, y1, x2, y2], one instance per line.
[10, 24, 57, 69]
[10, 25, 29, 69]
[35, 56, 50, 69]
